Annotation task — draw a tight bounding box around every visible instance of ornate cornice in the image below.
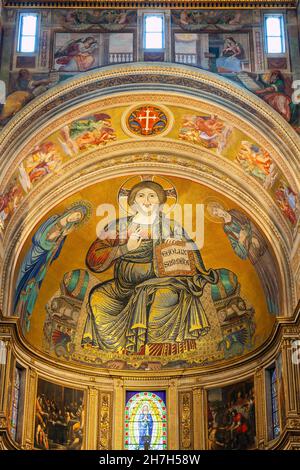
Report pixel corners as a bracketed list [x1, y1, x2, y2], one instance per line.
[2, 0, 298, 9]
[0, 302, 299, 380]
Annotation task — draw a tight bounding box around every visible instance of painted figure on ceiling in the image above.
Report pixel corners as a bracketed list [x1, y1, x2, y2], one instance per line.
[235, 141, 277, 189]
[255, 70, 296, 123]
[54, 36, 98, 72]
[0, 178, 23, 229]
[0, 69, 54, 124]
[216, 37, 244, 73]
[207, 202, 280, 315]
[275, 180, 298, 226]
[82, 177, 218, 355]
[14, 202, 90, 332]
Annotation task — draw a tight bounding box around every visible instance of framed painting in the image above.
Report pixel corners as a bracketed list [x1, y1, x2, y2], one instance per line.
[53, 32, 101, 72]
[207, 379, 256, 450]
[34, 378, 85, 450]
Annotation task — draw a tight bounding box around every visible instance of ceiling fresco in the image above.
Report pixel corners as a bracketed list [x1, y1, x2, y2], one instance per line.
[13, 174, 278, 370]
[0, 72, 298, 370]
[0, 101, 298, 235]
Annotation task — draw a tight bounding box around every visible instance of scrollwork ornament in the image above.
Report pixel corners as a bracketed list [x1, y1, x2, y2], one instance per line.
[0, 416, 7, 428]
[98, 392, 112, 451]
[179, 391, 193, 450]
[287, 418, 300, 429]
[21, 442, 33, 450]
[0, 327, 11, 334]
[258, 440, 266, 450]
[282, 326, 300, 336]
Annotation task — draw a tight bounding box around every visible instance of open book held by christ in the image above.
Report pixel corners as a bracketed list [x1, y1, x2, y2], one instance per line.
[155, 241, 197, 277]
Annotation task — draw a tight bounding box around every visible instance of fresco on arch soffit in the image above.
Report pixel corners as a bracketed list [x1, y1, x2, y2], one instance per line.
[0, 8, 299, 133]
[1, 103, 298, 234]
[13, 175, 279, 370]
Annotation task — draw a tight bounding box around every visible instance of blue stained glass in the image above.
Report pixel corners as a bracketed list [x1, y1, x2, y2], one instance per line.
[10, 367, 21, 440]
[270, 366, 280, 439]
[124, 391, 167, 450]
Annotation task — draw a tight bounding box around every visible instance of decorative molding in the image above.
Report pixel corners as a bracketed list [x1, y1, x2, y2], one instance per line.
[179, 391, 193, 450]
[98, 391, 113, 450]
[3, 1, 297, 9]
[286, 418, 300, 429]
[0, 304, 298, 381]
[20, 441, 33, 450]
[282, 326, 300, 337]
[1, 65, 299, 184]
[0, 416, 7, 428]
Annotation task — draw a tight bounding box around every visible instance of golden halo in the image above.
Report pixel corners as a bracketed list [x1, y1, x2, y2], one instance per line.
[118, 175, 178, 216]
[63, 200, 92, 227]
[203, 196, 229, 224]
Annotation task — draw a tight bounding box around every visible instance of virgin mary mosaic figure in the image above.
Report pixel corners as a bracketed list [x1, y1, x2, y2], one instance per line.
[82, 176, 218, 355]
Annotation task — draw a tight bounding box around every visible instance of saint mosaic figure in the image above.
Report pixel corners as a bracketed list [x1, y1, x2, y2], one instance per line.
[82, 177, 218, 355]
[14, 202, 90, 332]
[207, 202, 280, 315]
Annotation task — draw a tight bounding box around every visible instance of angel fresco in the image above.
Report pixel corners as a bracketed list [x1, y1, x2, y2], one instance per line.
[19, 141, 63, 192]
[0, 178, 23, 229]
[179, 114, 232, 152]
[82, 177, 218, 355]
[207, 202, 280, 315]
[216, 37, 245, 73]
[14, 202, 90, 332]
[235, 141, 277, 189]
[275, 180, 298, 226]
[58, 114, 116, 154]
[54, 36, 98, 72]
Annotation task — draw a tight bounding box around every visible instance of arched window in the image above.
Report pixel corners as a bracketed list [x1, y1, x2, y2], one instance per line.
[124, 391, 167, 450]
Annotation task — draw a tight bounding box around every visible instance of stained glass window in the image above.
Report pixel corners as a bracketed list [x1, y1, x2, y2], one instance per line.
[270, 367, 280, 439]
[124, 391, 167, 450]
[10, 366, 21, 441]
[0, 340, 6, 366]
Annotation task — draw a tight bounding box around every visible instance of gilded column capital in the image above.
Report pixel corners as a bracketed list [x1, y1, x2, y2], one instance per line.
[0, 327, 11, 335]
[286, 418, 300, 430]
[0, 415, 7, 429]
[21, 441, 33, 450]
[282, 326, 300, 337]
[192, 387, 204, 398]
